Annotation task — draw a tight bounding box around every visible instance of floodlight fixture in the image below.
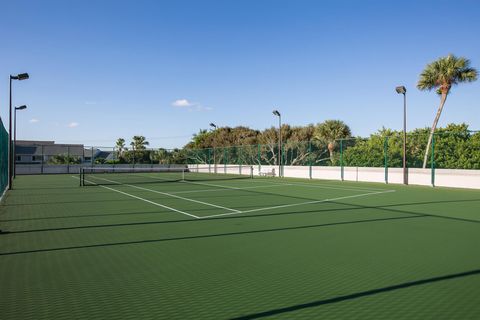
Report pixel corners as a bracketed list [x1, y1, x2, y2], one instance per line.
[11, 73, 29, 81]
[395, 86, 406, 94]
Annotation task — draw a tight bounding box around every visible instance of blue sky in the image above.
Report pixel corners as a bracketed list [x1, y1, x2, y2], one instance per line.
[1, 0, 479, 148]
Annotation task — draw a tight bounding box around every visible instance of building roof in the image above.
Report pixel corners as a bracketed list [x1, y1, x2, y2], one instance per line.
[16, 140, 55, 146]
[15, 141, 86, 156]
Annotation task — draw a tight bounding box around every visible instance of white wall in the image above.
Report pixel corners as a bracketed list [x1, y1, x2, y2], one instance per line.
[263, 165, 480, 190]
[16, 163, 480, 189]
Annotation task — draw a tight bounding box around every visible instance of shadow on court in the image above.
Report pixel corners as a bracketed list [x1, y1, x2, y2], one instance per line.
[229, 268, 480, 320]
[2, 198, 479, 234]
[0, 214, 426, 254]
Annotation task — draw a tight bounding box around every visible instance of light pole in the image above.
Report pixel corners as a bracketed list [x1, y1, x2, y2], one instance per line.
[396, 86, 407, 185]
[272, 110, 282, 177]
[210, 123, 217, 172]
[14, 105, 27, 178]
[9, 73, 29, 189]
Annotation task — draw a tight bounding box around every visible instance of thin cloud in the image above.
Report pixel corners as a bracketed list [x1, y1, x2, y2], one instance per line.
[172, 99, 213, 112]
[68, 122, 79, 128]
[29, 118, 39, 123]
[172, 99, 193, 107]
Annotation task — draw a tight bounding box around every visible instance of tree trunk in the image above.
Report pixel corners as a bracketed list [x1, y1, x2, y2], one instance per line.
[422, 92, 448, 168]
[328, 142, 335, 164]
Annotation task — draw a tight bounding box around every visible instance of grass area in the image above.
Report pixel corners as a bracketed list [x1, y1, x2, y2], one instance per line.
[1, 173, 480, 319]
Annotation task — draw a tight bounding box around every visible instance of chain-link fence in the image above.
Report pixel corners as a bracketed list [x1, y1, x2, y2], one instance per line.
[13, 130, 480, 186]
[0, 119, 8, 196]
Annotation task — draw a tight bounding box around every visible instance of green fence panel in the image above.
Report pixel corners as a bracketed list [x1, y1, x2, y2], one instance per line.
[0, 119, 8, 194]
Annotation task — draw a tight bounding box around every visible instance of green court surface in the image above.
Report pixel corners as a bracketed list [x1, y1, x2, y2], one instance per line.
[1, 174, 480, 319]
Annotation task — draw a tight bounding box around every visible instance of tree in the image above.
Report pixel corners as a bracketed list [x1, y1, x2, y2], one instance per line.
[130, 136, 149, 150]
[127, 136, 150, 164]
[314, 120, 352, 165]
[417, 54, 477, 168]
[115, 138, 126, 162]
[48, 154, 81, 164]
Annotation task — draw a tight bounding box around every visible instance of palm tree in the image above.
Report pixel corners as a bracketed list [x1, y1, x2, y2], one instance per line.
[314, 120, 351, 164]
[115, 138, 126, 160]
[417, 54, 477, 168]
[131, 135, 149, 150]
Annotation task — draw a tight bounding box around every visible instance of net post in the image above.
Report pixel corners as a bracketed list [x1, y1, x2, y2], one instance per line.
[79, 167, 82, 186]
[250, 165, 253, 179]
[91, 147, 94, 168]
[384, 136, 388, 184]
[431, 133, 435, 187]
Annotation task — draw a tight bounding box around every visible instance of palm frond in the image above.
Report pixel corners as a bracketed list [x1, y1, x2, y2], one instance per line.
[417, 54, 478, 93]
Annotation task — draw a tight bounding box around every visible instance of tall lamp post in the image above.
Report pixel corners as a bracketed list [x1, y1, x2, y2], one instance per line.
[9, 73, 29, 189]
[14, 105, 27, 178]
[272, 110, 282, 177]
[209, 123, 217, 172]
[395, 86, 408, 185]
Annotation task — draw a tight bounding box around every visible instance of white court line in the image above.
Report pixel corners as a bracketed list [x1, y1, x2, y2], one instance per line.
[198, 189, 396, 219]
[169, 184, 290, 194]
[252, 179, 390, 192]
[71, 176, 199, 219]
[94, 176, 241, 213]
[182, 180, 293, 191]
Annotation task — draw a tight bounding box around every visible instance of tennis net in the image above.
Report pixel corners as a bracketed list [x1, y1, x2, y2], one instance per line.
[80, 165, 254, 186]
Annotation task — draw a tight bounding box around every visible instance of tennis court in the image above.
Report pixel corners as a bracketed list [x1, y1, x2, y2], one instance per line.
[1, 171, 480, 319]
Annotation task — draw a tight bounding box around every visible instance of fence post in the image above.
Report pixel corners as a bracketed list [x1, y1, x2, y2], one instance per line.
[208, 148, 211, 173]
[431, 133, 435, 187]
[384, 136, 388, 184]
[213, 147, 217, 173]
[239, 146, 242, 175]
[308, 141, 312, 179]
[280, 143, 283, 177]
[224, 147, 227, 174]
[340, 139, 344, 181]
[67, 146, 70, 174]
[133, 149, 136, 168]
[258, 144, 261, 174]
[41, 145, 44, 174]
